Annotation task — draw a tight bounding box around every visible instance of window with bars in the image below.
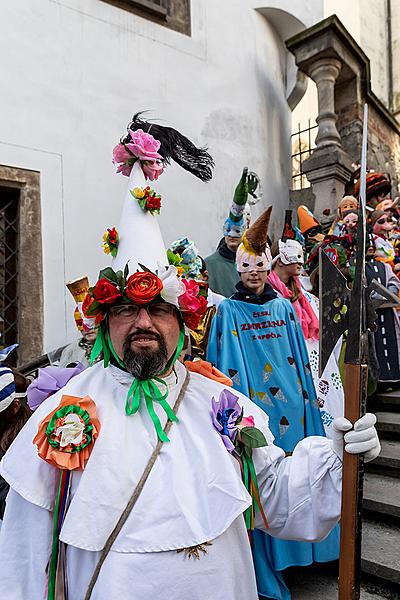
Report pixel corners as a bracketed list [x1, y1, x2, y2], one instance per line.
[0, 186, 19, 352]
[291, 120, 318, 190]
[101, 0, 191, 36]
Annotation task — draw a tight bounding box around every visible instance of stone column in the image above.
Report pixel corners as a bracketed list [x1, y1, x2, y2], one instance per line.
[302, 59, 352, 221]
[310, 58, 342, 147]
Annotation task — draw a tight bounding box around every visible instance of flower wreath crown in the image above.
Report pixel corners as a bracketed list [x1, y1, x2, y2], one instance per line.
[83, 263, 208, 331]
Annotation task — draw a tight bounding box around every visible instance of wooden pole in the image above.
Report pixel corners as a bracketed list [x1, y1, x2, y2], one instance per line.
[338, 362, 368, 600]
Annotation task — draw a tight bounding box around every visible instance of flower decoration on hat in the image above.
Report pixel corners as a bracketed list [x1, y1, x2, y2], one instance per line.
[131, 186, 162, 215]
[102, 227, 119, 257]
[113, 128, 165, 181]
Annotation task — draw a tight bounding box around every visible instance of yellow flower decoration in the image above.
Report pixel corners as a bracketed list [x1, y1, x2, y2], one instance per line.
[133, 187, 145, 199]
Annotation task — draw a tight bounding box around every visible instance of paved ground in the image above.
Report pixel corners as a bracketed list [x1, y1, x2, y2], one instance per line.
[278, 564, 400, 600]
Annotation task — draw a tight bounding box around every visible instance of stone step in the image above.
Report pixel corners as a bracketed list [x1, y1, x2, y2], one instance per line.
[362, 519, 400, 587]
[375, 411, 400, 436]
[373, 389, 400, 411]
[363, 472, 400, 520]
[366, 439, 400, 476]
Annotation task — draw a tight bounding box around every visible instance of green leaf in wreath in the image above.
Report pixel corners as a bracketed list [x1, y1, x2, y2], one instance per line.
[124, 263, 130, 280]
[99, 267, 118, 284]
[239, 427, 268, 449]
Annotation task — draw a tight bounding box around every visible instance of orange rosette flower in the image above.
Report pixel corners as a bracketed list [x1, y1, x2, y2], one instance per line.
[33, 394, 101, 471]
[125, 271, 163, 305]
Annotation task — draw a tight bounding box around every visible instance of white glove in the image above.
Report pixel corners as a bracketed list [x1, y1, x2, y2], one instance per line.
[331, 413, 381, 463]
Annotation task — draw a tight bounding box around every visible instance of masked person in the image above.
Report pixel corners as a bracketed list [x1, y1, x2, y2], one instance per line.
[365, 235, 400, 388]
[0, 116, 380, 600]
[205, 168, 256, 297]
[168, 238, 224, 359]
[207, 208, 344, 600]
[370, 210, 396, 268]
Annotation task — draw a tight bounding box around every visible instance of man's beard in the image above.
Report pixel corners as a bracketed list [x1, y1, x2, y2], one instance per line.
[123, 330, 169, 379]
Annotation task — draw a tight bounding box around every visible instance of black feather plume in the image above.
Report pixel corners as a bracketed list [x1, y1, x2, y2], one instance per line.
[121, 112, 214, 182]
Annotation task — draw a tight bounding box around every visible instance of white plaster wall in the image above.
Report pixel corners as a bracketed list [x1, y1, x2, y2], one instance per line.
[0, 0, 311, 351]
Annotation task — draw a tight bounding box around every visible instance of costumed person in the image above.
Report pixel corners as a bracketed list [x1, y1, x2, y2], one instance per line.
[370, 210, 396, 268]
[0, 114, 380, 600]
[328, 196, 359, 236]
[168, 237, 224, 359]
[0, 364, 30, 527]
[342, 209, 359, 238]
[205, 167, 261, 297]
[354, 171, 392, 210]
[268, 214, 344, 436]
[59, 277, 99, 367]
[207, 208, 341, 600]
[366, 235, 400, 388]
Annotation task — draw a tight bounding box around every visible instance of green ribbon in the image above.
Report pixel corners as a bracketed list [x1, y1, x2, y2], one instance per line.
[90, 322, 185, 442]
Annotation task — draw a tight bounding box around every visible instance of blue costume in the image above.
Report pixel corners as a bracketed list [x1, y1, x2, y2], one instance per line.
[207, 283, 339, 600]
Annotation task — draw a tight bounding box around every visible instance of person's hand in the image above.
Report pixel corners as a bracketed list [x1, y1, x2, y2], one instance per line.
[331, 413, 381, 463]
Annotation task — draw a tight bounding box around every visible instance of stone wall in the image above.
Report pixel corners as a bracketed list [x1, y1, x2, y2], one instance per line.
[337, 100, 400, 196]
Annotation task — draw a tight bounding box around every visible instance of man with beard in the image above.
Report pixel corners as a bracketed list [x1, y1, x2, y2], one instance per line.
[0, 116, 380, 600]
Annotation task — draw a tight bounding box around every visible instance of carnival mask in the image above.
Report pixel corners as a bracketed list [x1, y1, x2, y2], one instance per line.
[236, 242, 272, 273]
[223, 216, 246, 238]
[338, 198, 358, 219]
[373, 215, 394, 237]
[278, 239, 304, 265]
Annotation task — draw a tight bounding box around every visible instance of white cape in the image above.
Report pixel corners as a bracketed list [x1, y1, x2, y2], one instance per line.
[0, 360, 342, 599]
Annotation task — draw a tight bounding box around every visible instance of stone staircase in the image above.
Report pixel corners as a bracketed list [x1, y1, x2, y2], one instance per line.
[362, 389, 400, 592]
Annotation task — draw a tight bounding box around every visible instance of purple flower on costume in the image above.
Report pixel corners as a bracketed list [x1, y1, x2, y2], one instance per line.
[27, 363, 85, 412]
[211, 389, 241, 453]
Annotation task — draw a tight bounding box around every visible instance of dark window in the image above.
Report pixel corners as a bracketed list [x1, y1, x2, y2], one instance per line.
[0, 186, 19, 352]
[101, 0, 191, 36]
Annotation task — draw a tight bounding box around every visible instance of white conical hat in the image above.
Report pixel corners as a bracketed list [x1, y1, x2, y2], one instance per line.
[111, 161, 167, 273]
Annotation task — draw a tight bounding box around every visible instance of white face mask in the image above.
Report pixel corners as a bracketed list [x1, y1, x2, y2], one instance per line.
[278, 239, 304, 265]
[236, 243, 272, 273]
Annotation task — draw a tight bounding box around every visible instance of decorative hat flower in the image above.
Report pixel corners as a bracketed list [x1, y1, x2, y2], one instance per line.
[159, 265, 185, 307]
[33, 394, 100, 470]
[92, 278, 122, 305]
[178, 279, 202, 312]
[102, 227, 119, 257]
[131, 186, 162, 214]
[126, 128, 163, 161]
[125, 271, 163, 305]
[112, 129, 165, 181]
[182, 294, 207, 330]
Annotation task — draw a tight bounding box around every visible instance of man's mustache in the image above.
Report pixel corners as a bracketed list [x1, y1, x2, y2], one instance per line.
[126, 329, 162, 343]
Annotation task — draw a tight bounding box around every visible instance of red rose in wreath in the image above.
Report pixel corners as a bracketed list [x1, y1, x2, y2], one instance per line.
[92, 278, 121, 304]
[145, 194, 161, 211]
[125, 272, 163, 305]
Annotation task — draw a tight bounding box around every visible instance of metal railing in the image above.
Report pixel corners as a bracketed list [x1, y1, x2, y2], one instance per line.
[291, 120, 318, 190]
[0, 188, 19, 353]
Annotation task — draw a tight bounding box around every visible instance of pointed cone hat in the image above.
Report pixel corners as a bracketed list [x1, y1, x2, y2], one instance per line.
[297, 205, 319, 234]
[223, 167, 249, 237]
[242, 206, 272, 254]
[111, 161, 167, 273]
